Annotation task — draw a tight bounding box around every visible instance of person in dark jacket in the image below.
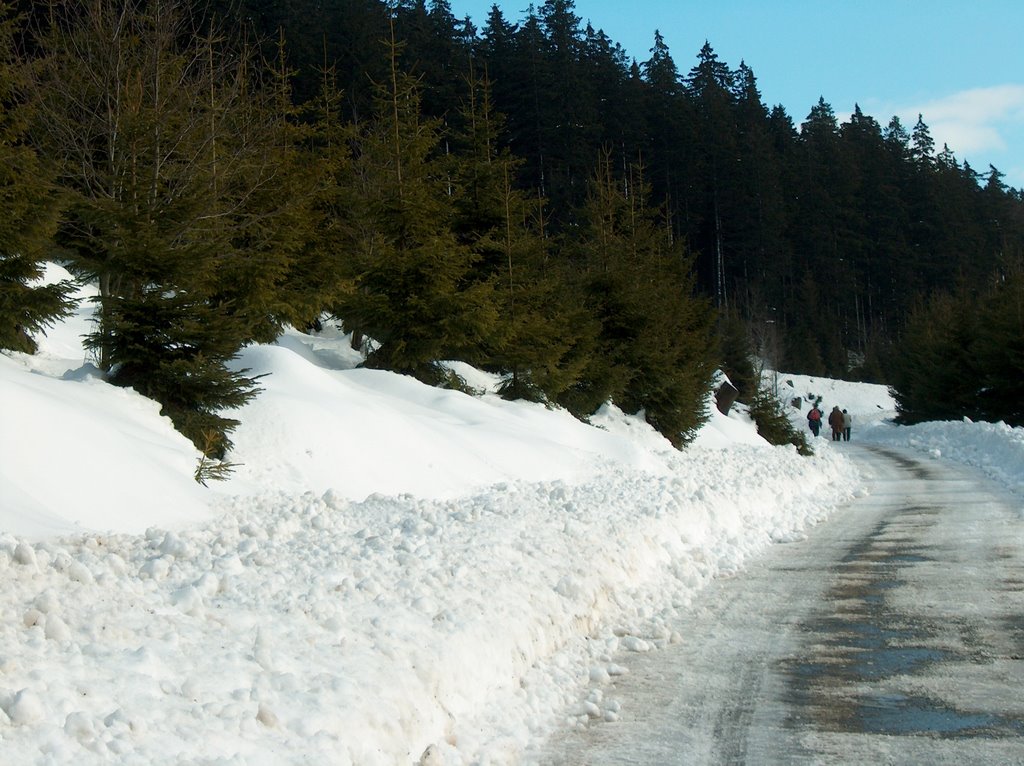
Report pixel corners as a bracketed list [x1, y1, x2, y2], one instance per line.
[828, 406, 844, 441]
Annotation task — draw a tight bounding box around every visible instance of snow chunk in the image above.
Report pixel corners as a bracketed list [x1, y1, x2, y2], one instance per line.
[44, 614, 71, 642]
[4, 689, 45, 726]
[13, 543, 36, 567]
[619, 636, 651, 652]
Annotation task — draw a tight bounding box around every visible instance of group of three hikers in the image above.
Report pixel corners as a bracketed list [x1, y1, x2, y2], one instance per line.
[806, 403, 852, 441]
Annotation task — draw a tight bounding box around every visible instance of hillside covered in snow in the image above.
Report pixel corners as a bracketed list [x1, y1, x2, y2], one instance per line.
[1, 269, 1021, 764]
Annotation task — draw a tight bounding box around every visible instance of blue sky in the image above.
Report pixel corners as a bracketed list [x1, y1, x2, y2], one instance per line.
[450, 1, 1024, 189]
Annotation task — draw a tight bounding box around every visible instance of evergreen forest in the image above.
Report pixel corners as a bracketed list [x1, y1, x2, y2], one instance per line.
[3, 0, 1023, 471]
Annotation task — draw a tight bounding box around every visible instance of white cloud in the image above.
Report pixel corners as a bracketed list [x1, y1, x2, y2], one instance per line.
[851, 85, 1024, 185]
[908, 84, 1024, 155]
[931, 122, 1006, 155]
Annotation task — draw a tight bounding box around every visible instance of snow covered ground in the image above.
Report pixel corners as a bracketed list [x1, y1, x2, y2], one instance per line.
[776, 370, 1024, 499]
[0, 268, 1020, 764]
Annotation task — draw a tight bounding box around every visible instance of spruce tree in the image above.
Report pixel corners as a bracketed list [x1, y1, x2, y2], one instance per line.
[730, 61, 787, 316]
[840, 105, 910, 347]
[910, 114, 935, 167]
[537, 0, 596, 213]
[449, 70, 592, 402]
[716, 310, 757, 402]
[973, 257, 1024, 425]
[296, 62, 359, 331]
[890, 291, 978, 424]
[28, 0, 278, 460]
[582, 25, 636, 161]
[207, 32, 330, 342]
[495, 8, 550, 199]
[641, 30, 691, 240]
[747, 386, 812, 456]
[0, 1, 74, 353]
[561, 155, 717, 445]
[891, 257, 1024, 426]
[686, 42, 740, 309]
[333, 27, 497, 383]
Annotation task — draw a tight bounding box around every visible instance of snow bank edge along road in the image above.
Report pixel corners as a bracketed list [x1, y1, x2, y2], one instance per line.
[0, 286, 864, 764]
[0, 448, 857, 765]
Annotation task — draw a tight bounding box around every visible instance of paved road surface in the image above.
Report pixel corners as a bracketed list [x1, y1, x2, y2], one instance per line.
[544, 445, 1024, 765]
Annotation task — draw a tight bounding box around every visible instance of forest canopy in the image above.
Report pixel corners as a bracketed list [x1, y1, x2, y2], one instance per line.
[193, 0, 1023, 384]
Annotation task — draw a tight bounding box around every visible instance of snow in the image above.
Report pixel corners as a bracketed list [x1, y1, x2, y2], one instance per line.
[776, 370, 1024, 500]
[860, 418, 1024, 498]
[0, 266, 1021, 764]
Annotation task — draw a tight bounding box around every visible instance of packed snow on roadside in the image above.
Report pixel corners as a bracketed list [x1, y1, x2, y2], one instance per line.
[0, 266, 1018, 764]
[777, 370, 1024, 504]
[860, 418, 1024, 501]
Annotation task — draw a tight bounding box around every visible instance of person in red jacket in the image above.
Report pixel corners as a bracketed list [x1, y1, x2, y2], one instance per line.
[806, 404, 822, 437]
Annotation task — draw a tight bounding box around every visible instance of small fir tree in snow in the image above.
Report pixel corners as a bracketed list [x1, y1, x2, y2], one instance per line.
[747, 386, 813, 456]
[716, 309, 758, 403]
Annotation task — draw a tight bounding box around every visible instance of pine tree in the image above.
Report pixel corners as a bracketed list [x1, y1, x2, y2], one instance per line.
[561, 154, 717, 445]
[496, 8, 552, 198]
[333, 26, 497, 383]
[762, 104, 801, 331]
[891, 254, 1024, 426]
[537, 0, 596, 214]
[730, 61, 787, 316]
[642, 30, 681, 98]
[686, 42, 740, 309]
[473, 6, 525, 191]
[973, 256, 1024, 425]
[296, 61, 359, 330]
[579, 23, 636, 165]
[890, 291, 978, 423]
[641, 30, 691, 240]
[716, 309, 757, 402]
[910, 114, 935, 167]
[207, 32, 329, 342]
[29, 0, 279, 460]
[92, 286, 263, 459]
[786, 97, 859, 375]
[747, 386, 812, 456]
[0, 1, 74, 353]
[449, 69, 592, 401]
[390, 0, 472, 124]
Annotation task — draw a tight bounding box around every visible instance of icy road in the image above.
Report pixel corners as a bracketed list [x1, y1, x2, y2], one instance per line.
[544, 445, 1024, 765]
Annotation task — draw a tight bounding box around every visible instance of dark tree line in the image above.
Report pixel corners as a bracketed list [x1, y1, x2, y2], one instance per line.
[889, 259, 1024, 427]
[4, 0, 1023, 473]
[199, 0, 1024, 368]
[204, 0, 1024, 420]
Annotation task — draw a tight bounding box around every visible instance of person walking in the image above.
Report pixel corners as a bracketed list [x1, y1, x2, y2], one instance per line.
[807, 404, 822, 438]
[842, 409, 852, 441]
[828, 406, 844, 441]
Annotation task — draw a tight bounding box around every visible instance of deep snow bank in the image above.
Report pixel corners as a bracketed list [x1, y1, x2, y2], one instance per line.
[0, 268, 862, 763]
[0, 442, 853, 765]
[861, 418, 1024, 504]
[0, 354, 211, 537]
[219, 339, 676, 501]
